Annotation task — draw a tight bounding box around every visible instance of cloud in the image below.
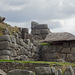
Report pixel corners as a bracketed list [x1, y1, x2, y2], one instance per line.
[50, 15, 75, 34]
[0, 0, 75, 34]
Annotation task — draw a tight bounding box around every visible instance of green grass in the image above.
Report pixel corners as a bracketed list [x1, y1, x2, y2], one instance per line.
[40, 43, 50, 46]
[0, 59, 75, 66]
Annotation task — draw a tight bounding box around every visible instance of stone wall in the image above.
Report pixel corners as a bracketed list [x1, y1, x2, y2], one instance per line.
[0, 65, 75, 75]
[31, 21, 51, 40]
[0, 35, 39, 61]
[41, 41, 75, 62]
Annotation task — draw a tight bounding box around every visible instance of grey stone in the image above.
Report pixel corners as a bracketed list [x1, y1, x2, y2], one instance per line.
[0, 69, 7, 75]
[70, 41, 75, 47]
[67, 54, 75, 62]
[61, 48, 70, 54]
[22, 28, 29, 39]
[40, 29, 50, 34]
[42, 52, 60, 61]
[0, 50, 11, 56]
[31, 38, 38, 46]
[22, 33, 29, 39]
[71, 47, 75, 53]
[3, 28, 10, 35]
[24, 39, 31, 45]
[12, 32, 19, 38]
[32, 46, 36, 53]
[63, 42, 70, 48]
[64, 66, 74, 75]
[28, 51, 32, 58]
[32, 53, 39, 59]
[10, 35, 16, 44]
[60, 54, 66, 60]
[10, 44, 18, 50]
[11, 49, 17, 56]
[57, 59, 65, 63]
[20, 39, 24, 46]
[8, 69, 34, 75]
[34, 47, 39, 53]
[22, 28, 29, 33]
[31, 21, 38, 29]
[48, 46, 56, 52]
[42, 53, 53, 61]
[0, 41, 10, 50]
[42, 45, 49, 51]
[16, 37, 20, 45]
[35, 67, 51, 75]
[19, 55, 28, 61]
[23, 43, 30, 50]
[51, 67, 58, 75]
[16, 38, 24, 46]
[30, 43, 34, 49]
[73, 68, 75, 75]
[19, 47, 28, 55]
[58, 69, 62, 75]
[32, 24, 48, 29]
[0, 55, 10, 60]
[42, 34, 49, 39]
[56, 45, 63, 52]
[0, 35, 10, 42]
[31, 29, 41, 35]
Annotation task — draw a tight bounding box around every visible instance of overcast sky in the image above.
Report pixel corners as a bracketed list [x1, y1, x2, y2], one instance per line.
[0, 0, 75, 34]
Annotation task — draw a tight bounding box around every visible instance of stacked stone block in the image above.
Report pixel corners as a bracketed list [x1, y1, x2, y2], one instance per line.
[22, 28, 29, 39]
[0, 35, 11, 60]
[41, 41, 75, 62]
[31, 21, 51, 40]
[0, 35, 39, 61]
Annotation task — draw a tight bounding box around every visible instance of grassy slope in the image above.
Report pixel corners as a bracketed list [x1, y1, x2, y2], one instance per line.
[0, 22, 19, 35]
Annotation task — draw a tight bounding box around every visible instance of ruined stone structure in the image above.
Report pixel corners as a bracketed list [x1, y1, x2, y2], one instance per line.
[0, 21, 75, 63]
[0, 27, 40, 61]
[31, 21, 51, 40]
[41, 32, 75, 62]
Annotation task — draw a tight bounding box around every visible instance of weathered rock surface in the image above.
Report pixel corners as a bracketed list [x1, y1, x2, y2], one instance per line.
[64, 66, 74, 75]
[31, 21, 51, 40]
[58, 69, 62, 75]
[8, 69, 34, 75]
[0, 69, 7, 75]
[35, 67, 51, 75]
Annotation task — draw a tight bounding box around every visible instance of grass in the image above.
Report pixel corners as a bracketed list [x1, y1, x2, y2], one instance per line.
[0, 59, 75, 66]
[0, 60, 75, 75]
[40, 43, 50, 46]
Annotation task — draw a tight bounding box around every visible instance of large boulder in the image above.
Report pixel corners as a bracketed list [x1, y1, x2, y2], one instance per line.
[0, 35, 10, 42]
[51, 67, 58, 75]
[8, 69, 34, 75]
[35, 67, 51, 75]
[58, 69, 62, 75]
[0, 69, 7, 75]
[0, 50, 11, 56]
[64, 66, 74, 75]
[0, 41, 10, 50]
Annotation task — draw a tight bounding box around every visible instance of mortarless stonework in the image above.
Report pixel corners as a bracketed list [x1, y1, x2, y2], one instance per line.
[31, 21, 51, 40]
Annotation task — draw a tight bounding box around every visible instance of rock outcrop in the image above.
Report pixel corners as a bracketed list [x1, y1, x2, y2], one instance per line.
[0, 16, 5, 23]
[31, 21, 51, 40]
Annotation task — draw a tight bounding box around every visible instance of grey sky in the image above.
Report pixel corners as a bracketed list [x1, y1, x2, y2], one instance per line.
[0, 0, 75, 34]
